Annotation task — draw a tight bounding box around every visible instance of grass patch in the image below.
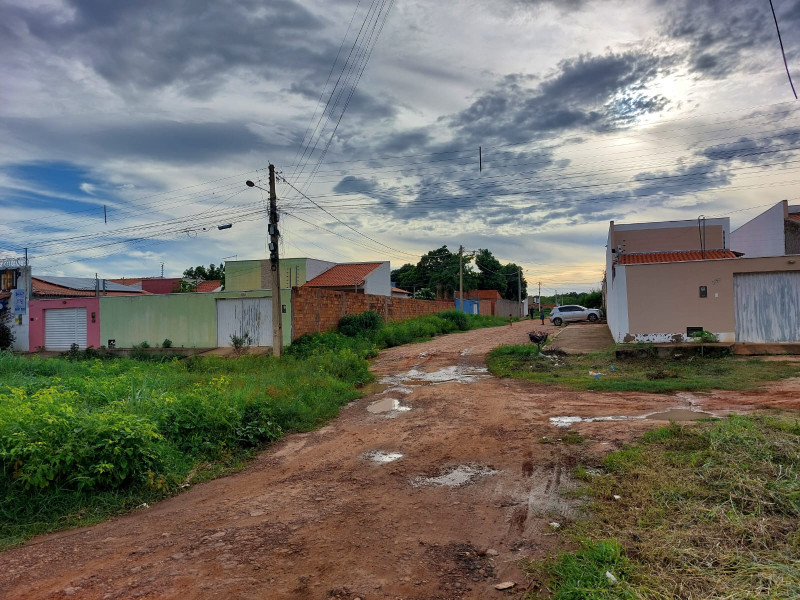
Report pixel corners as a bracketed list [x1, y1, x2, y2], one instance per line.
[523, 415, 800, 599]
[488, 346, 800, 392]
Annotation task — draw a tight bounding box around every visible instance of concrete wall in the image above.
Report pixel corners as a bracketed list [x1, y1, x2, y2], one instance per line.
[292, 287, 452, 339]
[29, 298, 101, 350]
[364, 261, 391, 296]
[621, 256, 800, 343]
[225, 260, 262, 292]
[606, 265, 630, 342]
[730, 200, 786, 257]
[227, 258, 337, 291]
[455, 299, 479, 314]
[495, 298, 521, 318]
[100, 290, 292, 348]
[612, 219, 729, 253]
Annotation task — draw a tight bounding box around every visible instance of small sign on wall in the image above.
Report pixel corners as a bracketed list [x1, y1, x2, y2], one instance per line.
[12, 289, 26, 314]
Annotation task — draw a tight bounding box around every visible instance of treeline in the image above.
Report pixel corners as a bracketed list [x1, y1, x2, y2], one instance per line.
[391, 246, 526, 300]
[539, 290, 602, 308]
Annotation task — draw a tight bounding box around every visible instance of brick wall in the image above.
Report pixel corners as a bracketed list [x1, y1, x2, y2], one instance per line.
[292, 287, 453, 339]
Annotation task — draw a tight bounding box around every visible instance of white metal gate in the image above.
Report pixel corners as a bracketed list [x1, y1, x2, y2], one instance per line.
[216, 298, 273, 347]
[734, 272, 800, 342]
[44, 308, 88, 350]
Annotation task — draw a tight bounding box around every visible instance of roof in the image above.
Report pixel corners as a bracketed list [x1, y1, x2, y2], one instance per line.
[303, 263, 383, 288]
[109, 277, 144, 286]
[391, 286, 410, 294]
[196, 280, 222, 292]
[617, 249, 740, 265]
[468, 289, 503, 300]
[33, 276, 147, 297]
[788, 214, 800, 223]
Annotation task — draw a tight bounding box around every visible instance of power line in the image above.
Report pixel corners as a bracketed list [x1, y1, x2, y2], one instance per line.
[769, 0, 798, 99]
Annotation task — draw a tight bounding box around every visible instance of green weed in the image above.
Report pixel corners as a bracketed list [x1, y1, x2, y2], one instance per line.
[488, 346, 800, 393]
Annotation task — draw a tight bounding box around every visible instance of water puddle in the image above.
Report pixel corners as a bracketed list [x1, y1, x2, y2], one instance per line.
[550, 408, 715, 427]
[549, 415, 633, 427]
[360, 382, 390, 395]
[381, 365, 489, 388]
[367, 397, 411, 414]
[412, 465, 498, 488]
[645, 408, 713, 421]
[364, 450, 404, 463]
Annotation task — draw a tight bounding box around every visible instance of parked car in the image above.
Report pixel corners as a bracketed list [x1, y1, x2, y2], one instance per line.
[548, 305, 602, 326]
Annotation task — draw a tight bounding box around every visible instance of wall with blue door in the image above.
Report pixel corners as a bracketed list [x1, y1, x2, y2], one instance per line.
[454, 299, 479, 314]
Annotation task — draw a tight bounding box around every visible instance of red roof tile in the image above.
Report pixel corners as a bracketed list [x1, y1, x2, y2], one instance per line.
[468, 289, 503, 300]
[303, 263, 383, 288]
[788, 213, 800, 223]
[196, 280, 222, 292]
[618, 249, 739, 265]
[392, 286, 410, 294]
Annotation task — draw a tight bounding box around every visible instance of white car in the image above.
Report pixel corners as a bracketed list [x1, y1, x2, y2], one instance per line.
[548, 305, 602, 326]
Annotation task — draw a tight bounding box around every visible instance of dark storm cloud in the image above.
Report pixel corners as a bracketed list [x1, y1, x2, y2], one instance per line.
[1, 118, 272, 163]
[1, 0, 337, 97]
[660, 0, 800, 78]
[449, 50, 673, 145]
[631, 160, 731, 199]
[697, 128, 800, 165]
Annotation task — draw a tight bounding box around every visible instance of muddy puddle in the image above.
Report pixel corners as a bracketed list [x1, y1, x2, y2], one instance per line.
[360, 382, 390, 395]
[381, 365, 489, 388]
[412, 465, 498, 488]
[550, 408, 715, 427]
[364, 450, 403, 463]
[367, 398, 411, 414]
[645, 408, 714, 421]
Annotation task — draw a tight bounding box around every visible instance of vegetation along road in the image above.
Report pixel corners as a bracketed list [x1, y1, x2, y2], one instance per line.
[2, 316, 800, 599]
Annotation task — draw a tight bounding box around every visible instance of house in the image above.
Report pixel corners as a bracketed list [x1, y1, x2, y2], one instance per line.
[109, 277, 184, 294]
[196, 280, 223, 293]
[391, 286, 411, 298]
[730, 200, 800, 257]
[225, 258, 337, 291]
[33, 276, 147, 298]
[302, 262, 391, 295]
[27, 276, 147, 351]
[605, 216, 800, 344]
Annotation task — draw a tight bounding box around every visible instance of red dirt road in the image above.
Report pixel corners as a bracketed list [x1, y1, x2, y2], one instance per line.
[3, 322, 799, 600]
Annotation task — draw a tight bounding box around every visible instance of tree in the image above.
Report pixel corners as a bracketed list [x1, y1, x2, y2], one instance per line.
[391, 263, 418, 290]
[183, 263, 225, 286]
[473, 249, 507, 296]
[500, 263, 527, 300]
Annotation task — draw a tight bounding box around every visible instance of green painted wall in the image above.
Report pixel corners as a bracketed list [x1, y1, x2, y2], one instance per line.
[226, 258, 310, 291]
[100, 289, 293, 348]
[225, 260, 262, 292]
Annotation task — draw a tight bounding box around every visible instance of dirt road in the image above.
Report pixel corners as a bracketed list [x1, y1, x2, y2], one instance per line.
[3, 322, 799, 600]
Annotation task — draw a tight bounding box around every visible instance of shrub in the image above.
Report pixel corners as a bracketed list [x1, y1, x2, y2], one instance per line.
[690, 330, 718, 343]
[0, 312, 15, 351]
[230, 333, 252, 356]
[338, 311, 383, 337]
[162, 338, 173, 348]
[438, 310, 468, 330]
[0, 387, 162, 491]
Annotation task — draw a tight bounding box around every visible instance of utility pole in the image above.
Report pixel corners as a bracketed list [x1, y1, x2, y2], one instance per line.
[517, 268, 521, 318]
[458, 245, 464, 312]
[538, 281, 541, 316]
[268, 164, 283, 357]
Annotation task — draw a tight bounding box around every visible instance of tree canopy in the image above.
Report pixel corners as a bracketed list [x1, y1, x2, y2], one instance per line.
[391, 246, 525, 300]
[183, 264, 225, 285]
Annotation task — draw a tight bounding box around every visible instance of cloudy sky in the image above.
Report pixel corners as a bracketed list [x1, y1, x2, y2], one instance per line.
[1, 0, 800, 292]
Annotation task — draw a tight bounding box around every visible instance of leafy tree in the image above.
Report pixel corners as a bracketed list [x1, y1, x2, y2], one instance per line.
[473, 249, 507, 296]
[413, 287, 435, 300]
[500, 263, 527, 300]
[183, 263, 225, 286]
[391, 263, 418, 290]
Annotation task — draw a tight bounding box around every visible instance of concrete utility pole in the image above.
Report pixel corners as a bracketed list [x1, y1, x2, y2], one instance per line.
[458, 245, 464, 312]
[267, 165, 283, 357]
[538, 281, 542, 316]
[517, 268, 521, 317]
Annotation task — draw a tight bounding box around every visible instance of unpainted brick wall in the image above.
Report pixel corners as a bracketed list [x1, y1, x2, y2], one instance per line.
[292, 287, 453, 339]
